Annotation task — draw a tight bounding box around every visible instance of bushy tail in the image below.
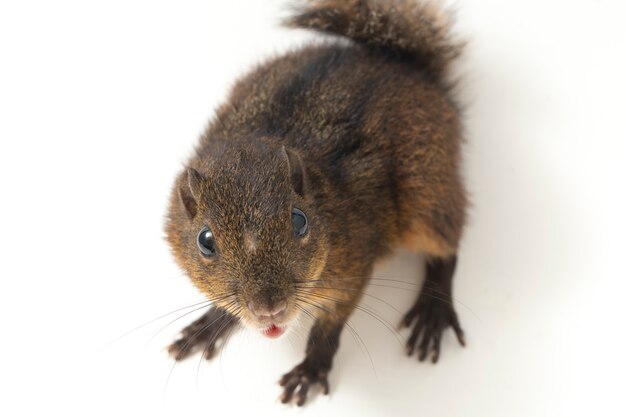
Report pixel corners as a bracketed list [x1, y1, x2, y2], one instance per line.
[286, 0, 462, 80]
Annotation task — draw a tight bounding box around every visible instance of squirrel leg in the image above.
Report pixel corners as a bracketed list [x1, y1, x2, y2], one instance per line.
[402, 255, 465, 363]
[167, 306, 238, 361]
[280, 262, 371, 406]
[279, 297, 360, 406]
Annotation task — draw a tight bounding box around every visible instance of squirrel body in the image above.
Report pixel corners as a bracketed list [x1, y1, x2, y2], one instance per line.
[165, 0, 467, 405]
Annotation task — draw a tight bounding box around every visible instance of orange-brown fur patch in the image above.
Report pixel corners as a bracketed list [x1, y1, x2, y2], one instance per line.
[400, 221, 455, 258]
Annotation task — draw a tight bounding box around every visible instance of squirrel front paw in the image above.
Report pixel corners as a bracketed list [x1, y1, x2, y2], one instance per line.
[279, 360, 330, 406]
[402, 292, 465, 363]
[167, 307, 237, 361]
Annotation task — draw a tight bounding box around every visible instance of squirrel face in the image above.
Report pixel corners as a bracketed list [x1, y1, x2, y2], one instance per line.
[165, 140, 329, 336]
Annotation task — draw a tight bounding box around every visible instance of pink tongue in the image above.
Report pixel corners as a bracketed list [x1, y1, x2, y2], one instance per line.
[263, 324, 284, 338]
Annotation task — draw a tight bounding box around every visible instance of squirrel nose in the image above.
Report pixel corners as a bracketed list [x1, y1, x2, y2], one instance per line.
[248, 300, 287, 318]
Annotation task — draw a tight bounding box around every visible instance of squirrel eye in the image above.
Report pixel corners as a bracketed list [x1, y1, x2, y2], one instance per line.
[291, 208, 308, 237]
[197, 226, 217, 257]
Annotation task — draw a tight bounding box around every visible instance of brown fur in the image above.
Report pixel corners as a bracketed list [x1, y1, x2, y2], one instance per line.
[165, 0, 467, 405]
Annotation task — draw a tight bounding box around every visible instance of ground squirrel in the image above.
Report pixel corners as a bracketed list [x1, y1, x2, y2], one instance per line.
[165, 0, 467, 406]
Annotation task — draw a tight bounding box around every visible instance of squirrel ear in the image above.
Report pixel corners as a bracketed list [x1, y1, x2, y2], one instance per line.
[280, 145, 305, 197]
[178, 167, 204, 219]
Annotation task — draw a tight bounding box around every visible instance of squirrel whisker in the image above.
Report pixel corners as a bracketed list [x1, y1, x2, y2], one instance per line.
[295, 296, 375, 374]
[164, 300, 239, 395]
[295, 290, 405, 348]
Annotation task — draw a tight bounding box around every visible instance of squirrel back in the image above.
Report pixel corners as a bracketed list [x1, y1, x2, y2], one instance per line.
[286, 0, 462, 81]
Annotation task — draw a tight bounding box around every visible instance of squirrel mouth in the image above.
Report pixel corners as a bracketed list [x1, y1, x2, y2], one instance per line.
[262, 324, 285, 338]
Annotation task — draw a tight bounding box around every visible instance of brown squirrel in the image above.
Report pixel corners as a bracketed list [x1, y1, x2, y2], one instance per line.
[165, 0, 467, 406]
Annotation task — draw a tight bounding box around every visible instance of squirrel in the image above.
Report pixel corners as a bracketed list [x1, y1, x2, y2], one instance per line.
[165, 0, 467, 406]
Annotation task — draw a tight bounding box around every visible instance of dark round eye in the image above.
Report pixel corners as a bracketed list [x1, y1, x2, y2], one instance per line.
[291, 207, 308, 237]
[197, 226, 217, 257]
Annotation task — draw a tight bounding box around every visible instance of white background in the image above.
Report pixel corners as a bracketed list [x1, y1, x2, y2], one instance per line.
[1, 0, 625, 416]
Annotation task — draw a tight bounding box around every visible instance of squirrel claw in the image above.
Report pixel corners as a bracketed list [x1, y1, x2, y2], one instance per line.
[167, 307, 237, 361]
[403, 293, 464, 363]
[279, 362, 330, 406]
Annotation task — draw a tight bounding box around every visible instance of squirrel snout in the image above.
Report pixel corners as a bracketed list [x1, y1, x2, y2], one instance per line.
[248, 300, 287, 319]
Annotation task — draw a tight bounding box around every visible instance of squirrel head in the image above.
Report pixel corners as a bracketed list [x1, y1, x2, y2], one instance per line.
[165, 140, 329, 336]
